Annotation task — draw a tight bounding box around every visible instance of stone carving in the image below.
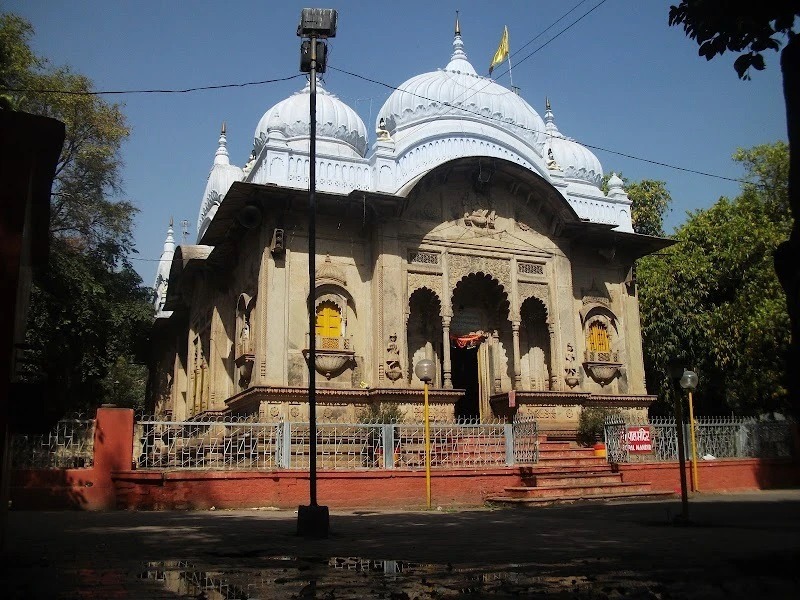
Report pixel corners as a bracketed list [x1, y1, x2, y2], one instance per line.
[546, 147, 561, 171]
[385, 333, 403, 382]
[407, 273, 442, 301]
[518, 282, 549, 311]
[449, 254, 511, 291]
[564, 342, 579, 388]
[464, 208, 497, 229]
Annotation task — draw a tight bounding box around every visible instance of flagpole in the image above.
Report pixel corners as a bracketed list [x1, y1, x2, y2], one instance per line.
[507, 41, 514, 90]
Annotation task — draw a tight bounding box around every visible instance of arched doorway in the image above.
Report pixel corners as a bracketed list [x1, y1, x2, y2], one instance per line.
[407, 287, 443, 386]
[450, 273, 510, 420]
[520, 297, 551, 390]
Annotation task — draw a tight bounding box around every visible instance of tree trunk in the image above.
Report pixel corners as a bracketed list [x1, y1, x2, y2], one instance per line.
[775, 32, 800, 418]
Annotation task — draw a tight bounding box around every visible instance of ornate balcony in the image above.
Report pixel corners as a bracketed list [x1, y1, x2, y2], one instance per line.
[303, 335, 355, 379]
[583, 350, 621, 386]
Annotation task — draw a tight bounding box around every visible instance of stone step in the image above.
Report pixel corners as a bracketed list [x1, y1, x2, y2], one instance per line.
[533, 472, 623, 487]
[538, 448, 597, 459]
[503, 482, 651, 499]
[486, 490, 676, 506]
[535, 456, 609, 467]
[538, 441, 579, 451]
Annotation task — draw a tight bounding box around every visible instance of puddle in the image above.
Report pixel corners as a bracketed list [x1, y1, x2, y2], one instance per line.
[137, 557, 664, 599]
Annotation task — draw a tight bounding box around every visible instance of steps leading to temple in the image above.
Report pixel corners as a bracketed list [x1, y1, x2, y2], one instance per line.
[487, 439, 675, 507]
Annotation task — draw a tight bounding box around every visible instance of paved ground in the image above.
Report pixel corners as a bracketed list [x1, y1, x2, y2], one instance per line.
[2, 490, 800, 598]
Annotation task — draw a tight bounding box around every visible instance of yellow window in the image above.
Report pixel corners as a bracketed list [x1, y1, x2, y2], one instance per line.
[315, 301, 342, 338]
[587, 322, 610, 353]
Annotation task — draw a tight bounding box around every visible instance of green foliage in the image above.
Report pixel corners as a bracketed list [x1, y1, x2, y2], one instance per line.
[357, 402, 406, 423]
[638, 142, 791, 415]
[602, 174, 671, 237]
[668, 1, 799, 80]
[577, 408, 620, 447]
[4, 13, 154, 411]
[22, 240, 154, 412]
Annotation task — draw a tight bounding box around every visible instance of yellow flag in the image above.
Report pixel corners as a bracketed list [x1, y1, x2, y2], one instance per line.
[489, 26, 509, 74]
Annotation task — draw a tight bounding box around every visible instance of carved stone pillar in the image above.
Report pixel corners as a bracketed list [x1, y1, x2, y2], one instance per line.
[492, 330, 502, 393]
[512, 320, 522, 389]
[548, 323, 559, 391]
[442, 316, 453, 389]
[511, 320, 522, 390]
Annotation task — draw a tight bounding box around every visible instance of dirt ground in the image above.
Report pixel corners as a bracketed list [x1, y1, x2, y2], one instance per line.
[2, 490, 800, 599]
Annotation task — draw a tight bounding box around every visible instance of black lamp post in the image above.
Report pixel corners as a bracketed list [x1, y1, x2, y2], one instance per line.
[296, 7, 337, 539]
[668, 360, 690, 523]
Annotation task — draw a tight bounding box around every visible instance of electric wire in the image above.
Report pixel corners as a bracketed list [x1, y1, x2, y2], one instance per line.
[0, 73, 305, 96]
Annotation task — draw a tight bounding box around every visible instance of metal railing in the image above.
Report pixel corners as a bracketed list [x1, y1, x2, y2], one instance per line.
[135, 415, 281, 469]
[604, 415, 796, 463]
[135, 416, 539, 470]
[11, 416, 95, 469]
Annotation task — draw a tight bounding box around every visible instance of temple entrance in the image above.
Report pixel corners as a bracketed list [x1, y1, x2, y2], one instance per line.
[451, 345, 479, 420]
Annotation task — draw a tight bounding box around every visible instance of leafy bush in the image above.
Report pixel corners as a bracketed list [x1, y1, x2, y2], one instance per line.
[357, 402, 406, 423]
[577, 407, 620, 446]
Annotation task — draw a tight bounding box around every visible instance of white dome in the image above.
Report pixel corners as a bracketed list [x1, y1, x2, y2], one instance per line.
[197, 127, 243, 239]
[544, 101, 603, 186]
[377, 32, 546, 150]
[255, 79, 368, 158]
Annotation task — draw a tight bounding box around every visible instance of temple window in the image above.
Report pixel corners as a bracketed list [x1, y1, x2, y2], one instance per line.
[587, 321, 610, 353]
[315, 300, 342, 341]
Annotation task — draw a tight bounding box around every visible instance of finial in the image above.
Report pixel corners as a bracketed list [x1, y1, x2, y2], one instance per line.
[221, 121, 226, 135]
[169, 215, 173, 228]
[546, 97, 551, 111]
[455, 10, 461, 36]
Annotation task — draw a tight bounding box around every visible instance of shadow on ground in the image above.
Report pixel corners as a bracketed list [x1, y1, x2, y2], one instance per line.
[3, 491, 800, 598]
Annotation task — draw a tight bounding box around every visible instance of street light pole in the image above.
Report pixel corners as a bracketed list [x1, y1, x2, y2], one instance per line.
[681, 370, 700, 492]
[296, 8, 337, 538]
[415, 359, 436, 509]
[669, 360, 690, 523]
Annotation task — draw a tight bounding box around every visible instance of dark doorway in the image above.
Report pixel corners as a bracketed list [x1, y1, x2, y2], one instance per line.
[451, 345, 479, 420]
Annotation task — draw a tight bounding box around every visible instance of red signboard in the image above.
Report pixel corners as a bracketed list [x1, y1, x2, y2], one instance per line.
[625, 426, 654, 454]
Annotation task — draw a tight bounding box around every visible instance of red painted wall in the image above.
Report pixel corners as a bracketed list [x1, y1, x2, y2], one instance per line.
[616, 459, 800, 493]
[11, 407, 134, 510]
[111, 468, 524, 510]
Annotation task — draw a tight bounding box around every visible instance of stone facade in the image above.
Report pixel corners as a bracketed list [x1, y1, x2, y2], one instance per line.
[149, 25, 670, 431]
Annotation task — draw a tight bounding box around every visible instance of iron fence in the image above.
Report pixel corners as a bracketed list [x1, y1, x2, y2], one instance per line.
[135, 415, 281, 469]
[604, 415, 795, 463]
[134, 416, 538, 470]
[11, 416, 95, 469]
[512, 416, 539, 464]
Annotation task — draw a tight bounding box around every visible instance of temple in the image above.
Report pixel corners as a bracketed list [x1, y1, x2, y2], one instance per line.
[149, 21, 670, 436]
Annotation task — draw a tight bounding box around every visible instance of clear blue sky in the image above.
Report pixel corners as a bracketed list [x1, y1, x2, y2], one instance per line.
[5, 0, 788, 286]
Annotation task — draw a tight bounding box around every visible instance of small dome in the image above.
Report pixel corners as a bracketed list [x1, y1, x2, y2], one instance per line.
[255, 79, 368, 158]
[197, 125, 243, 239]
[376, 31, 545, 149]
[544, 100, 603, 186]
[316, 254, 347, 287]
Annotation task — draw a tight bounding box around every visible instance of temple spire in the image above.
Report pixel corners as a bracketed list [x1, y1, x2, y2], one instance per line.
[214, 122, 230, 166]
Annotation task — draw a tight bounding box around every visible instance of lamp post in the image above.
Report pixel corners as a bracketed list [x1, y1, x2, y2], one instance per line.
[414, 359, 436, 509]
[296, 7, 337, 539]
[668, 360, 690, 523]
[680, 370, 700, 492]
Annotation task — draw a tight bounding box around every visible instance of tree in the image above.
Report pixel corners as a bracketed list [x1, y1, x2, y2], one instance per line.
[638, 142, 791, 415]
[1, 13, 153, 412]
[602, 174, 671, 237]
[668, 1, 800, 417]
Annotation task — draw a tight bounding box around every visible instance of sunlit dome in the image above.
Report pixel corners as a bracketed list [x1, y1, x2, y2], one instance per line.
[543, 99, 603, 187]
[255, 79, 368, 158]
[376, 26, 546, 151]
